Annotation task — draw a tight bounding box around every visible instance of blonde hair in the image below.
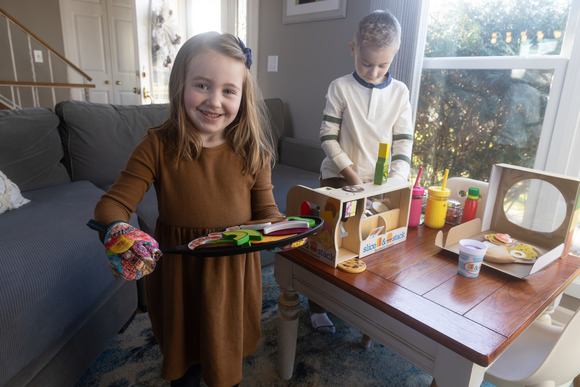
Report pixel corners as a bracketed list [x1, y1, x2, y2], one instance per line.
[353, 10, 401, 51]
[153, 31, 275, 175]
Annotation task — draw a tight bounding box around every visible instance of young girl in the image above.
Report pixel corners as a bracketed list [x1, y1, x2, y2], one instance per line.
[93, 32, 281, 387]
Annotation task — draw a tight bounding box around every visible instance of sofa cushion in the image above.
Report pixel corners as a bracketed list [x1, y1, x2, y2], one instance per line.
[0, 108, 71, 191]
[271, 163, 320, 214]
[265, 98, 284, 145]
[55, 100, 169, 188]
[278, 136, 325, 174]
[0, 180, 119, 385]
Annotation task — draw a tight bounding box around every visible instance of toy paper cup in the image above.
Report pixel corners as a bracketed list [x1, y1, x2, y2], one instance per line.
[457, 239, 488, 278]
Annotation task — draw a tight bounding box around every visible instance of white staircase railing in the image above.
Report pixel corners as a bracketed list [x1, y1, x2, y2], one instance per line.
[0, 7, 95, 109]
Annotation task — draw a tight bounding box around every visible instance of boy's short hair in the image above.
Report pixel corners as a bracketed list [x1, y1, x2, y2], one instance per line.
[353, 10, 401, 51]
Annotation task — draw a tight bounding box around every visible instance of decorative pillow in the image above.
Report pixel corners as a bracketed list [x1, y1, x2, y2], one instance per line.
[0, 170, 30, 215]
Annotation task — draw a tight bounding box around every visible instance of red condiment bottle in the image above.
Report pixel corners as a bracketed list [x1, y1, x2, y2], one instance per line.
[461, 187, 480, 224]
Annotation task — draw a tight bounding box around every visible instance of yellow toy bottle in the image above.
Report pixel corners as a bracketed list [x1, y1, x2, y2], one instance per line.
[424, 186, 450, 228]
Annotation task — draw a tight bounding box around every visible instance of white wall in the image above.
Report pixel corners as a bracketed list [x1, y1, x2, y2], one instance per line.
[0, 0, 64, 52]
[257, 1, 423, 145]
[257, 0, 369, 142]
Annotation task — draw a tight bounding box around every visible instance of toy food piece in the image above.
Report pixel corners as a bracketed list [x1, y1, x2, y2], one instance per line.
[300, 201, 314, 216]
[222, 229, 263, 246]
[240, 216, 286, 227]
[508, 243, 539, 260]
[371, 201, 389, 214]
[483, 233, 514, 245]
[287, 216, 316, 228]
[266, 228, 310, 236]
[337, 258, 367, 273]
[263, 220, 310, 235]
[252, 234, 299, 243]
[485, 245, 514, 263]
[484, 243, 539, 263]
[238, 222, 271, 230]
[342, 185, 364, 192]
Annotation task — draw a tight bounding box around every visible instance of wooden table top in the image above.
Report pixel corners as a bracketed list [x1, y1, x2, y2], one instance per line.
[278, 225, 580, 367]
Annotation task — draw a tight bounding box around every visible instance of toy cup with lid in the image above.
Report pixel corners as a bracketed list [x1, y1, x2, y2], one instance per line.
[408, 186, 425, 227]
[424, 186, 450, 228]
[457, 239, 488, 278]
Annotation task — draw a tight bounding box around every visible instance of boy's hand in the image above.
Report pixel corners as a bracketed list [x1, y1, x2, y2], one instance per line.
[341, 165, 364, 186]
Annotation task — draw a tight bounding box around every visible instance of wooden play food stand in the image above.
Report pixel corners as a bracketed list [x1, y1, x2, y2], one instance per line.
[286, 181, 412, 267]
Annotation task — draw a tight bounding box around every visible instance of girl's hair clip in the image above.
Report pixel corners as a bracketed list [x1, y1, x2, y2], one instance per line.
[237, 37, 252, 69]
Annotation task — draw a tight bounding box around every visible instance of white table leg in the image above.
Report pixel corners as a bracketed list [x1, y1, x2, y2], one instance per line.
[432, 345, 486, 387]
[277, 287, 301, 380]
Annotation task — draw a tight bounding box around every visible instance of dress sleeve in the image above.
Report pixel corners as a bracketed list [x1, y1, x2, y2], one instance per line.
[389, 88, 414, 183]
[94, 135, 158, 225]
[251, 162, 282, 220]
[320, 81, 353, 173]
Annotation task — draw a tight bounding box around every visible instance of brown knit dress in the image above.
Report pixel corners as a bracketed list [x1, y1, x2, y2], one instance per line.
[94, 132, 281, 387]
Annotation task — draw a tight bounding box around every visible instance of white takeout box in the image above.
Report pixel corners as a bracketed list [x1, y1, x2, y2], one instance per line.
[435, 164, 580, 279]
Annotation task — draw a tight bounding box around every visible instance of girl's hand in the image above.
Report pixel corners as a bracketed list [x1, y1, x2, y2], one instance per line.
[103, 222, 162, 280]
[88, 220, 162, 281]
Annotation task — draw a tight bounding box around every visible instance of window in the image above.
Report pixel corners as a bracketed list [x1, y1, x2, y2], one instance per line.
[150, 0, 248, 103]
[187, 0, 222, 37]
[413, 0, 576, 187]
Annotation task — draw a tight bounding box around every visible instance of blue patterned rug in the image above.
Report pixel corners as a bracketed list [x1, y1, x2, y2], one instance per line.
[76, 264, 495, 386]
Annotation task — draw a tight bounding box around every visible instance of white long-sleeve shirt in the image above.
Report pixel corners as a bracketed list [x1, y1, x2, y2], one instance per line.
[319, 72, 414, 183]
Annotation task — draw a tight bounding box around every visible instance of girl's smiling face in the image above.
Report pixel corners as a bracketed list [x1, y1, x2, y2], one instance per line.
[183, 50, 245, 147]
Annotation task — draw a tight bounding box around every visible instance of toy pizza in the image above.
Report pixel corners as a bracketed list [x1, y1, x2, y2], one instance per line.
[161, 216, 323, 257]
[482, 233, 542, 264]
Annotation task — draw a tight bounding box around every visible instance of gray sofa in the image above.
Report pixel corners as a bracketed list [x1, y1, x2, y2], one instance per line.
[0, 99, 322, 386]
[0, 101, 169, 387]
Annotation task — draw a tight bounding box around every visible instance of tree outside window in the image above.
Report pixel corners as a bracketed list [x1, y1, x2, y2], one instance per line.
[413, 0, 573, 187]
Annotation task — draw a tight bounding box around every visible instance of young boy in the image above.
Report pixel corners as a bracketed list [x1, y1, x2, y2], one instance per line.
[311, 10, 414, 333]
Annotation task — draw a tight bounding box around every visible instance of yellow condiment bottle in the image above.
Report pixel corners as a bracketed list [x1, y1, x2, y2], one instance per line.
[424, 186, 451, 229]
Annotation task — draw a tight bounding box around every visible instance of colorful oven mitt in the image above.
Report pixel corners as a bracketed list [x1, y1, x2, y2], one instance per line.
[87, 220, 162, 281]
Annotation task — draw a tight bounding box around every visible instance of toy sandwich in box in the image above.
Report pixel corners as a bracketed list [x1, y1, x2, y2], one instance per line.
[436, 164, 580, 279]
[285, 180, 412, 267]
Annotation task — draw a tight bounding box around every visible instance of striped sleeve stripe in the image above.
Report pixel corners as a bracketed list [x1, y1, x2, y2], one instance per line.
[392, 154, 411, 165]
[321, 135, 339, 143]
[393, 134, 414, 141]
[323, 115, 342, 125]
